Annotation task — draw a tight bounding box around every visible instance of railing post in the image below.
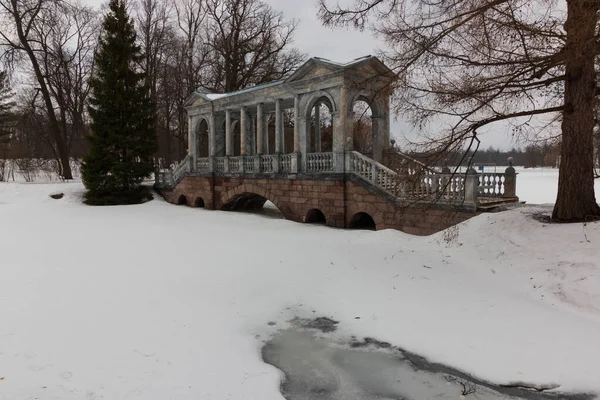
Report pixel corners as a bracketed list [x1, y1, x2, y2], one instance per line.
[188, 154, 194, 172]
[208, 156, 215, 173]
[344, 151, 351, 172]
[371, 164, 378, 185]
[254, 155, 261, 173]
[431, 174, 439, 193]
[291, 152, 300, 173]
[332, 152, 344, 173]
[503, 165, 517, 198]
[464, 167, 479, 204]
[273, 154, 280, 174]
[441, 166, 451, 197]
[224, 156, 230, 173]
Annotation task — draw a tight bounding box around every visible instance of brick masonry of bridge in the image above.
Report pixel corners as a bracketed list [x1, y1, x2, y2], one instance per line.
[157, 175, 475, 236]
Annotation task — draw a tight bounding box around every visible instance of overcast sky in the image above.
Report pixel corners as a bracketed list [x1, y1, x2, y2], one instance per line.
[81, 0, 524, 151]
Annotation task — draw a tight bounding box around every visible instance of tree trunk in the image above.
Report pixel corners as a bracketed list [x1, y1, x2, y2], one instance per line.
[12, 2, 73, 180]
[552, 0, 600, 221]
[31, 61, 74, 180]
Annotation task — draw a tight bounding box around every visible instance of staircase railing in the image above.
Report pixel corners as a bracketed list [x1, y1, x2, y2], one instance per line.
[382, 149, 441, 175]
[348, 151, 404, 197]
[348, 151, 477, 202]
[155, 155, 191, 188]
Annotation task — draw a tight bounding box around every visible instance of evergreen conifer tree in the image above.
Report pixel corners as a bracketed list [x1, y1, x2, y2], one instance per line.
[82, 0, 156, 205]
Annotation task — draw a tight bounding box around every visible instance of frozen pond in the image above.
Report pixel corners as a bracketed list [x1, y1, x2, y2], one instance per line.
[262, 322, 594, 400]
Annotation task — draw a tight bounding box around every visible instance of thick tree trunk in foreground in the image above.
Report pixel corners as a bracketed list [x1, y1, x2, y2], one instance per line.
[552, 0, 600, 221]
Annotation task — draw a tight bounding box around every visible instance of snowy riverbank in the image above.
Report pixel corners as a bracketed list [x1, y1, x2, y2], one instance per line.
[0, 179, 599, 399]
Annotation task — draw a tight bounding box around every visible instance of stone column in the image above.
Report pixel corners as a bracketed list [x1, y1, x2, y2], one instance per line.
[293, 95, 300, 153]
[264, 113, 270, 154]
[209, 113, 216, 156]
[256, 103, 265, 154]
[188, 115, 196, 170]
[332, 86, 349, 172]
[225, 109, 232, 156]
[250, 114, 256, 156]
[382, 96, 391, 149]
[314, 103, 321, 153]
[208, 113, 216, 172]
[240, 106, 247, 155]
[371, 115, 384, 163]
[275, 99, 283, 153]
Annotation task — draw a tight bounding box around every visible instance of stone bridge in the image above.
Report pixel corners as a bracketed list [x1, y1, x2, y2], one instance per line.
[155, 56, 518, 235]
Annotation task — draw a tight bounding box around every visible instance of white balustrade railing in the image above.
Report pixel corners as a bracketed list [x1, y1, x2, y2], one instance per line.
[260, 155, 276, 173]
[478, 173, 505, 197]
[243, 156, 256, 173]
[349, 151, 374, 181]
[432, 174, 466, 200]
[196, 157, 210, 172]
[347, 151, 473, 202]
[172, 155, 191, 180]
[215, 157, 226, 172]
[280, 154, 292, 173]
[349, 151, 401, 196]
[228, 156, 243, 173]
[157, 150, 511, 204]
[155, 155, 190, 187]
[306, 152, 333, 173]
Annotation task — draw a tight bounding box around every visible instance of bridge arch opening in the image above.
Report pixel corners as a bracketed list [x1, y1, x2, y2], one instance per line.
[196, 118, 209, 157]
[307, 96, 334, 153]
[352, 97, 373, 156]
[194, 197, 205, 208]
[220, 119, 242, 156]
[221, 192, 283, 219]
[177, 194, 188, 205]
[305, 209, 326, 225]
[349, 212, 376, 230]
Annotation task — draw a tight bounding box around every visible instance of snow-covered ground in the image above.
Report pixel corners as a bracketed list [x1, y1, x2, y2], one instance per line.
[0, 171, 599, 399]
[514, 167, 600, 205]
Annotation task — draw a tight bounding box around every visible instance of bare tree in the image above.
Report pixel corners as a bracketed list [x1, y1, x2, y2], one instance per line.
[0, 0, 74, 178]
[167, 0, 210, 163]
[203, 0, 305, 92]
[318, 0, 600, 221]
[0, 70, 15, 147]
[174, 0, 207, 93]
[33, 1, 97, 161]
[135, 0, 172, 105]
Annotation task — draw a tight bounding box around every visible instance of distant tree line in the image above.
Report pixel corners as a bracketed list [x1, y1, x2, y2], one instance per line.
[446, 143, 562, 168]
[398, 141, 562, 168]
